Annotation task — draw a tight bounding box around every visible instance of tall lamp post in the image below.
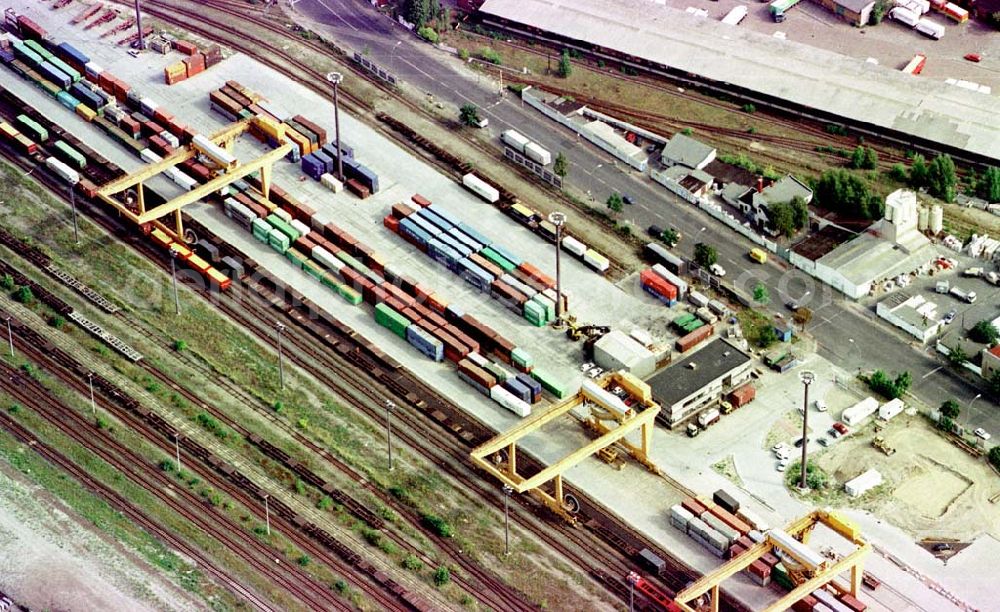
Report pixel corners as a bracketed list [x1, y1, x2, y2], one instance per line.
[502, 484, 513, 556]
[627, 571, 640, 612]
[325, 72, 345, 182]
[548, 211, 566, 323]
[799, 371, 815, 490]
[169, 250, 180, 316]
[384, 399, 395, 471]
[68, 181, 80, 244]
[133, 0, 145, 51]
[4, 316, 12, 358]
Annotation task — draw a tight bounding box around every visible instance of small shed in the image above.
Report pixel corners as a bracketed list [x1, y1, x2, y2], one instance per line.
[843, 396, 879, 426]
[845, 469, 883, 497]
[773, 319, 794, 343]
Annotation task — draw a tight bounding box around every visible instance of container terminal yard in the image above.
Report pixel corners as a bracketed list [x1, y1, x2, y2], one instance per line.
[0, 0, 997, 611]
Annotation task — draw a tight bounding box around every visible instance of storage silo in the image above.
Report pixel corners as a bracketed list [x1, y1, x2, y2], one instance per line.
[930, 205, 944, 234]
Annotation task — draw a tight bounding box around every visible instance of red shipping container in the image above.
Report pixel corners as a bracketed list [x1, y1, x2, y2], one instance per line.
[747, 560, 770, 578]
[383, 215, 400, 232]
[641, 269, 677, 302]
[148, 135, 171, 156]
[392, 202, 415, 219]
[681, 498, 707, 517]
[295, 235, 317, 254]
[119, 117, 141, 139]
[838, 593, 867, 612]
[676, 325, 714, 353]
[761, 552, 780, 567]
[165, 73, 186, 86]
[728, 383, 756, 408]
[346, 178, 370, 199]
[175, 40, 199, 55]
[737, 535, 754, 550]
[426, 293, 448, 314]
[791, 595, 819, 612]
[98, 72, 115, 93]
[411, 193, 432, 207]
[152, 108, 175, 125]
[707, 506, 752, 536]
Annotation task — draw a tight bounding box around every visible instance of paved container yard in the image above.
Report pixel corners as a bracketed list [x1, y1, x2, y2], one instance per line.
[478, 0, 1000, 163]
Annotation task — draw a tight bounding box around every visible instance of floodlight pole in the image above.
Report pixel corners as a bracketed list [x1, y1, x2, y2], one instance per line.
[326, 72, 345, 181]
[133, 0, 144, 50]
[549, 212, 566, 323]
[799, 371, 815, 490]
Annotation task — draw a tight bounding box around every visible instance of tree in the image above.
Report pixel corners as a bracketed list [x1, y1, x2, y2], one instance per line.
[990, 446, 1000, 471]
[405, 0, 433, 27]
[758, 326, 778, 349]
[553, 152, 568, 178]
[863, 146, 879, 170]
[940, 399, 961, 420]
[660, 227, 679, 247]
[434, 566, 451, 587]
[792, 307, 812, 328]
[753, 283, 770, 306]
[926, 154, 958, 203]
[790, 196, 809, 230]
[866, 369, 911, 399]
[606, 192, 623, 213]
[890, 163, 908, 182]
[938, 416, 955, 433]
[557, 50, 572, 78]
[850, 145, 867, 170]
[814, 169, 883, 220]
[694, 243, 717, 267]
[869, 0, 890, 24]
[947, 345, 969, 368]
[417, 26, 439, 44]
[970, 320, 999, 345]
[909, 154, 929, 189]
[979, 166, 1000, 202]
[990, 371, 1000, 397]
[768, 201, 797, 237]
[459, 103, 480, 127]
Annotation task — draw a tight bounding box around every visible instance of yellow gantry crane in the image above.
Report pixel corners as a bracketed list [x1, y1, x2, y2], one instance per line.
[673, 509, 871, 612]
[95, 118, 292, 242]
[470, 372, 661, 523]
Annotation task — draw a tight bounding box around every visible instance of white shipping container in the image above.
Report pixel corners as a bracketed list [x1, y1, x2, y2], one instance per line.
[688, 291, 710, 308]
[768, 529, 826, 570]
[652, 264, 688, 296]
[671, 504, 694, 525]
[140, 97, 159, 116]
[159, 131, 180, 149]
[139, 148, 162, 164]
[467, 351, 489, 368]
[561, 235, 587, 257]
[462, 173, 500, 203]
[490, 384, 531, 417]
[736, 508, 770, 532]
[45, 157, 79, 185]
[290, 219, 311, 238]
[845, 469, 883, 497]
[192, 133, 237, 167]
[915, 18, 945, 38]
[878, 398, 904, 421]
[581, 379, 630, 416]
[320, 173, 343, 193]
[501, 129, 530, 153]
[524, 141, 552, 166]
[721, 5, 748, 24]
[273, 208, 292, 223]
[842, 396, 879, 425]
[890, 6, 920, 25]
[312, 246, 344, 271]
[583, 248, 610, 273]
[84, 61, 103, 78]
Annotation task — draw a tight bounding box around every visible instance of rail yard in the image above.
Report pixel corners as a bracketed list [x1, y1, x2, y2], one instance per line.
[0, 0, 998, 611]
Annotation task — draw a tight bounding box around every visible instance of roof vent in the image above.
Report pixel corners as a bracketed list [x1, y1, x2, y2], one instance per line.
[724, 350, 731, 357]
[688, 362, 698, 370]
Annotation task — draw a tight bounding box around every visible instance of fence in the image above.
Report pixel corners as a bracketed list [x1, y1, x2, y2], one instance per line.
[503, 147, 563, 188]
[352, 52, 398, 86]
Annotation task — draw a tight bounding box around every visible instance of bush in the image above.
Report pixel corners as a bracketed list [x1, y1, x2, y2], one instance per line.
[825, 124, 848, 136]
[48, 315, 65, 329]
[401, 555, 423, 571]
[195, 413, 228, 440]
[606, 192, 624, 213]
[681, 127, 693, 136]
[12, 286, 34, 305]
[742, 103, 756, 114]
[458, 48, 469, 61]
[459, 103, 480, 127]
[417, 26, 439, 44]
[937, 416, 954, 433]
[940, 399, 961, 419]
[317, 496, 333, 510]
[970, 320, 999, 345]
[557, 50, 572, 78]
[478, 48, 502, 65]
[422, 513, 454, 537]
[694, 243, 718, 267]
[173, 339, 188, 351]
[865, 370, 911, 399]
[297, 555, 311, 567]
[785, 460, 829, 490]
[0, 274, 12, 290]
[758, 326, 778, 349]
[434, 566, 451, 586]
[890, 163, 908, 182]
[294, 479, 306, 495]
[989, 447, 1000, 470]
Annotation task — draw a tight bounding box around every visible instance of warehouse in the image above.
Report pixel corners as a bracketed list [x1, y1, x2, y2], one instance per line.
[875, 292, 943, 344]
[477, 0, 1000, 164]
[592, 330, 658, 378]
[648, 338, 752, 428]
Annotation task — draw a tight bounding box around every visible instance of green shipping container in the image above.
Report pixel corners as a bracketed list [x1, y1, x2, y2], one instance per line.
[512, 347, 534, 368]
[266, 214, 300, 243]
[38, 80, 61, 97]
[56, 92, 81, 111]
[54, 140, 86, 169]
[531, 294, 555, 321]
[285, 247, 306, 268]
[374, 303, 410, 338]
[238, 109, 254, 120]
[334, 251, 372, 276]
[24, 40, 52, 60]
[13, 42, 44, 66]
[48, 56, 81, 82]
[17, 115, 48, 141]
[531, 368, 566, 399]
[337, 285, 363, 305]
[252, 218, 270, 241]
[321, 271, 341, 290]
[303, 259, 324, 280]
[480, 246, 516, 272]
[268, 228, 290, 253]
[673, 313, 696, 327]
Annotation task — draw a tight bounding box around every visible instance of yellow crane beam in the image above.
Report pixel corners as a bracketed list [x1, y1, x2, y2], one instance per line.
[471, 394, 582, 458]
[762, 543, 869, 612]
[96, 120, 251, 196]
[137, 143, 291, 225]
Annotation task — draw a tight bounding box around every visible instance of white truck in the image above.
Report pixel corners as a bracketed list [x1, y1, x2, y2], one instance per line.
[698, 408, 721, 429]
[949, 286, 977, 303]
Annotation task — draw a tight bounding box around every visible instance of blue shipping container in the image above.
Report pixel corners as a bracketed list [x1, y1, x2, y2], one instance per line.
[447, 227, 483, 252]
[428, 204, 462, 228]
[428, 240, 462, 271]
[56, 42, 89, 68]
[399, 218, 432, 248]
[503, 378, 532, 403]
[408, 214, 440, 237]
[39, 61, 72, 89]
[301, 154, 324, 180]
[457, 222, 491, 247]
[445, 304, 465, 322]
[458, 258, 493, 291]
[490, 243, 523, 267]
[313, 149, 334, 174]
[515, 372, 542, 399]
[406, 325, 444, 361]
[415, 208, 452, 232]
[353, 164, 379, 193]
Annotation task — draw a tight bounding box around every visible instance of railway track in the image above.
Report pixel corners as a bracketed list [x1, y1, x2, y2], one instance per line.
[0, 323, 340, 612]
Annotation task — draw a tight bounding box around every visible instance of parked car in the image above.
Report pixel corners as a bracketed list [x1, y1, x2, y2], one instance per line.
[785, 300, 801, 311]
[817, 437, 829, 447]
[828, 427, 841, 439]
[587, 367, 604, 379]
[942, 309, 957, 325]
[832, 422, 849, 435]
[814, 399, 828, 412]
[933, 542, 953, 552]
[776, 459, 788, 472]
[974, 428, 991, 441]
[794, 436, 809, 448]
[623, 194, 636, 205]
[580, 361, 595, 372]
[964, 53, 982, 63]
[709, 263, 726, 277]
[648, 224, 664, 238]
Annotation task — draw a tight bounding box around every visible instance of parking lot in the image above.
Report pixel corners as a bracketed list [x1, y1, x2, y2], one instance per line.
[656, 0, 1000, 89]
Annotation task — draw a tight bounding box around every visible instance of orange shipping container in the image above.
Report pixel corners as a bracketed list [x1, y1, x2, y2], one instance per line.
[707, 505, 752, 536]
[174, 40, 199, 55]
[383, 215, 400, 233]
[728, 383, 756, 408]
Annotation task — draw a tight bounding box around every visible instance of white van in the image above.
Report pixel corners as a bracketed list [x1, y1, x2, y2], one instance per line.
[722, 5, 749, 25]
[890, 6, 920, 26]
[915, 18, 945, 38]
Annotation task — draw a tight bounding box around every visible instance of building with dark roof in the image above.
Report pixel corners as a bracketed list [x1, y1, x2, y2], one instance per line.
[648, 338, 752, 427]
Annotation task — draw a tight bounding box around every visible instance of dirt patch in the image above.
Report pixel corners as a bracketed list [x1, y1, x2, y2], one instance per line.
[809, 413, 1000, 542]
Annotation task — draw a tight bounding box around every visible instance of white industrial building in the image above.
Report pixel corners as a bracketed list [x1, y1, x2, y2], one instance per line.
[592, 330, 658, 378]
[878, 398, 904, 421]
[791, 190, 936, 299]
[842, 396, 879, 426]
[660, 133, 716, 170]
[876, 292, 943, 344]
[845, 469, 883, 497]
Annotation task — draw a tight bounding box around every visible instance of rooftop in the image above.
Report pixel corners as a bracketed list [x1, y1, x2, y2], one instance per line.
[648, 338, 751, 407]
[704, 159, 755, 187]
[478, 0, 1000, 163]
[756, 175, 813, 206]
[661, 133, 716, 169]
[816, 229, 933, 286]
[791, 224, 856, 262]
[581, 119, 645, 160]
[834, 0, 877, 12]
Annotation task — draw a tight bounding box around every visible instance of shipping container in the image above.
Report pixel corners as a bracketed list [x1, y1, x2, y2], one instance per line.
[713, 490, 740, 515]
[676, 324, 714, 352]
[530, 368, 567, 398]
[375, 303, 411, 339]
[523, 141, 552, 165]
[561, 235, 587, 257]
[462, 172, 500, 203]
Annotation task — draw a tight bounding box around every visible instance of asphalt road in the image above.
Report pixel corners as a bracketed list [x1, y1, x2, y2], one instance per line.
[291, 0, 993, 423]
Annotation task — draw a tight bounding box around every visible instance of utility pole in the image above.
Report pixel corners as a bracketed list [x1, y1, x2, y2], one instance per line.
[87, 372, 96, 419]
[548, 212, 566, 323]
[627, 571, 640, 612]
[385, 400, 395, 471]
[274, 323, 286, 389]
[174, 433, 181, 473]
[799, 371, 815, 491]
[502, 484, 513, 556]
[69, 182, 79, 244]
[263, 494, 271, 536]
[326, 72, 345, 181]
[169, 250, 180, 316]
[133, 0, 145, 51]
[4, 316, 12, 358]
